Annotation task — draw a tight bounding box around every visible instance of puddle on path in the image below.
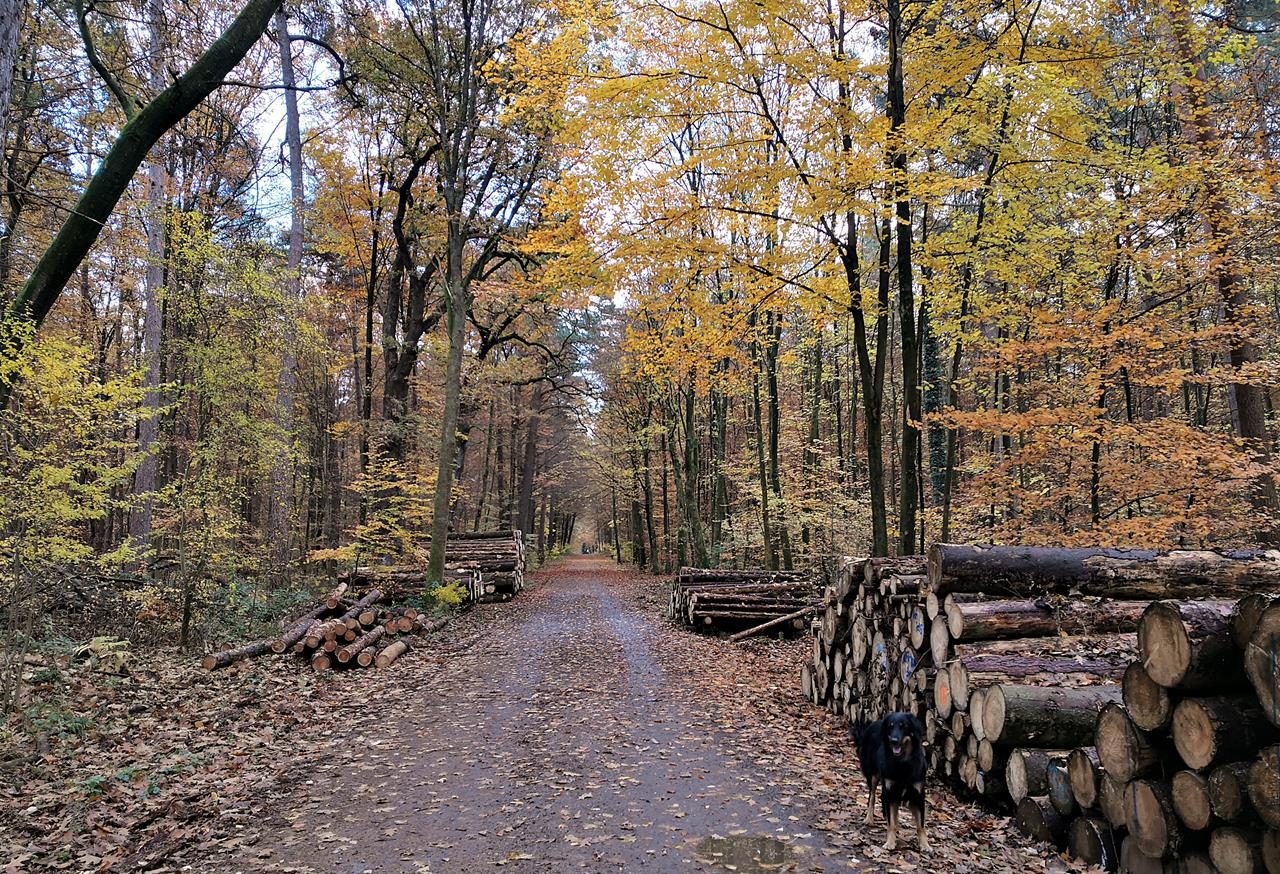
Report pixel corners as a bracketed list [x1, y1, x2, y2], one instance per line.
[694, 834, 799, 872]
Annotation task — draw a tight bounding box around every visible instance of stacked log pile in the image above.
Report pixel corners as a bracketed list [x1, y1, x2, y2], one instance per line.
[801, 544, 1280, 873]
[668, 568, 818, 637]
[436, 530, 526, 601]
[343, 530, 526, 603]
[800, 555, 930, 728]
[1064, 594, 1280, 873]
[202, 582, 452, 673]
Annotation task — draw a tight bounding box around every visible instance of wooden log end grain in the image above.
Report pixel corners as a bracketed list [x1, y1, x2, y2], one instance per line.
[1067, 746, 1101, 810]
[1172, 851, 1220, 874]
[1172, 696, 1275, 771]
[1138, 599, 1239, 690]
[1123, 661, 1173, 732]
[969, 688, 988, 741]
[1047, 757, 1077, 817]
[1068, 816, 1119, 872]
[1172, 769, 1214, 832]
[1244, 604, 1280, 728]
[1211, 826, 1265, 874]
[1210, 761, 1253, 824]
[1250, 744, 1280, 830]
[1007, 748, 1062, 804]
[1096, 702, 1159, 784]
[1099, 773, 1129, 829]
[1262, 829, 1280, 874]
[933, 663, 954, 719]
[1015, 795, 1069, 847]
[929, 615, 951, 669]
[1233, 594, 1280, 648]
[1125, 778, 1182, 859]
[1119, 836, 1164, 874]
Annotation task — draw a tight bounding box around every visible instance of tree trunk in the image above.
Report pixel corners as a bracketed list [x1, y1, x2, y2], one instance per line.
[682, 384, 709, 567]
[765, 312, 793, 569]
[270, 6, 304, 563]
[517, 386, 540, 534]
[427, 226, 469, 583]
[130, 0, 167, 546]
[202, 639, 273, 671]
[0, 0, 20, 154]
[630, 498, 645, 569]
[751, 334, 776, 570]
[887, 0, 920, 555]
[1165, 0, 1275, 519]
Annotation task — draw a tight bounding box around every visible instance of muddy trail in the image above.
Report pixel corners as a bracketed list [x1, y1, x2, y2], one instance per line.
[4, 556, 1078, 873]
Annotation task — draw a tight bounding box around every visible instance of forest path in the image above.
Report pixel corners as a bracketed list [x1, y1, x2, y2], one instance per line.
[222, 556, 1050, 874]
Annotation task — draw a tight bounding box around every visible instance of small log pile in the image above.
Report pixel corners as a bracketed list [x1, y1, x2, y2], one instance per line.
[202, 582, 453, 673]
[343, 530, 526, 603]
[668, 567, 818, 637]
[801, 544, 1280, 873]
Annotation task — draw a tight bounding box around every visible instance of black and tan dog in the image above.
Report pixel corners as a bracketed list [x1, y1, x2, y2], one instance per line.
[852, 711, 929, 851]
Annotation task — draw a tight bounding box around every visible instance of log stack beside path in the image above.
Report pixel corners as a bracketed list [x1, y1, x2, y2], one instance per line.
[801, 543, 1280, 873]
[669, 567, 819, 639]
[343, 530, 527, 603]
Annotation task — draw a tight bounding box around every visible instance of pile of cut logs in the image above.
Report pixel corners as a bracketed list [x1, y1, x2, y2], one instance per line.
[669, 567, 819, 639]
[201, 581, 450, 673]
[343, 530, 526, 603]
[803, 544, 1280, 873]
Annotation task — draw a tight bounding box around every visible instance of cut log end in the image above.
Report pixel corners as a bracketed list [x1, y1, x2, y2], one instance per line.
[1172, 770, 1214, 832]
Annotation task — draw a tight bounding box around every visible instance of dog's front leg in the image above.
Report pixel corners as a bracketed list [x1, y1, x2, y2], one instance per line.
[883, 802, 898, 850]
[914, 800, 928, 852]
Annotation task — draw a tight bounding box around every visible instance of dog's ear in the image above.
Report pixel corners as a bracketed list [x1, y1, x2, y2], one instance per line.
[908, 714, 924, 743]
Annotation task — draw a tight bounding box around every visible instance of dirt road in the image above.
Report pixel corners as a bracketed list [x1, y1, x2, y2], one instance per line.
[219, 556, 1057, 873]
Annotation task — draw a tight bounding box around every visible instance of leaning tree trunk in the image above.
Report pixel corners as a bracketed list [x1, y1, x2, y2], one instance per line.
[2, 0, 285, 382]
